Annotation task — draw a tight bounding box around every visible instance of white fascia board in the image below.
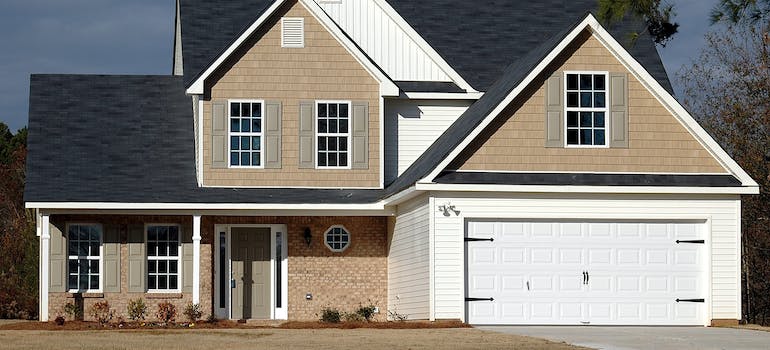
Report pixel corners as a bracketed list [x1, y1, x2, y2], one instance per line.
[401, 92, 485, 100]
[372, 0, 479, 93]
[419, 14, 759, 189]
[416, 182, 758, 195]
[26, 202, 388, 211]
[185, 0, 399, 97]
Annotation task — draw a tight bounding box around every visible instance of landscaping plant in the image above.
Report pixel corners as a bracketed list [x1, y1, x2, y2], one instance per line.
[319, 307, 341, 323]
[183, 302, 203, 323]
[89, 301, 114, 325]
[156, 302, 177, 324]
[126, 298, 147, 321]
[62, 302, 83, 321]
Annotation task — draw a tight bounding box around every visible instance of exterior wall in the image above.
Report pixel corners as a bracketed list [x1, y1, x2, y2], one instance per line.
[48, 215, 212, 322]
[385, 99, 471, 183]
[452, 32, 727, 174]
[202, 0, 381, 188]
[203, 216, 388, 321]
[387, 195, 430, 319]
[314, 0, 452, 82]
[429, 192, 741, 322]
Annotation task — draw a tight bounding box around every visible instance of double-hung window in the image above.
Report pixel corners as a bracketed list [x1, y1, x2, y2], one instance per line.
[565, 72, 608, 146]
[67, 224, 102, 293]
[316, 101, 351, 168]
[229, 100, 264, 167]
[147, 225, 181, 292]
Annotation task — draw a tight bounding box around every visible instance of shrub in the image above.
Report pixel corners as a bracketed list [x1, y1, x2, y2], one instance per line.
[126, 298, 147, 321]
[183, 303, 202, 323]
[54, 315, 65, 326]
[156, 302, 176, 324]
[89, 301, 114, 325]
[319, 307, 341, 323]
[387, 309, 408, 322]
[206, 313, 219, 323]
[355, 304, 377, 322]
[63, 302, 83, 321]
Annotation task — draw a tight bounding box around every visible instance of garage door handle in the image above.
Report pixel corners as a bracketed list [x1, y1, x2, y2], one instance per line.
[465, 237, 494, 242]
[466, 297, 494, 302]
[676, 298, 705, 303]
[676, 240, 705, 244]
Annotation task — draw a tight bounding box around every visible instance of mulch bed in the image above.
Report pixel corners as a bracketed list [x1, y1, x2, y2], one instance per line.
[0, 320, 469, 331]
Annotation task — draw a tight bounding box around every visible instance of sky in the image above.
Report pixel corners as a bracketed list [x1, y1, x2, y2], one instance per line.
[0, 0, 718, 133]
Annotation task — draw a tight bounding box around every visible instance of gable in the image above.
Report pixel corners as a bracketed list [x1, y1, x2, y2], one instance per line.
[448, 31, 728, 175]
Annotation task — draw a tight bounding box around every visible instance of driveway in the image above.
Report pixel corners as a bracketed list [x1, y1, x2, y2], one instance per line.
[479, 326, 770, 350]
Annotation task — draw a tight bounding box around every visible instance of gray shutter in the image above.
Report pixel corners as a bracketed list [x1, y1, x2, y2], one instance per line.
[127, 224, 146, 293]
[49, 224, 66, 293]
[298, 101, 316, 169]
[264, 101, 282, 169]
[103, 225, 121, 293]
[610, 73, 629, 148]
[351, 101, 369, 169]
[181, 224, 193, 293]
[544, 73, 564, 147]
[211, 101, 228, 168]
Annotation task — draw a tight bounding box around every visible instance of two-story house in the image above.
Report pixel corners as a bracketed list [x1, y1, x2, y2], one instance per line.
[26, 0, 758, 326]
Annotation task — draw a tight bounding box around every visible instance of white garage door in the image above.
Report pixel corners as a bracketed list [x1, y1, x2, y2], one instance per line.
[466, 221, 707, 325]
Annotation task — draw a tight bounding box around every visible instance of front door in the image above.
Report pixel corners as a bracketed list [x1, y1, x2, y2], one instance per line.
[231, 227, 271, 320]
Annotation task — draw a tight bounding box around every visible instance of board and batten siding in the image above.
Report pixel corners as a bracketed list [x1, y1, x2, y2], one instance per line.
[429, 193, 741, 322]
[314, 0, 452, 82]
[384, 100, 471, 183]
[202, 0, 381, 188]
[451, 31, 727, 174]
[387, 195, 431, 319]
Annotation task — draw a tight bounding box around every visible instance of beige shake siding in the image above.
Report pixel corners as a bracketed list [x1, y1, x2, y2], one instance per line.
[452, 31, 727, 174]
[202, 0, 381, 188]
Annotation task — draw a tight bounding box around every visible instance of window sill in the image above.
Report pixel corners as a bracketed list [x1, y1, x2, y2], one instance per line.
[145, 293, 184, 299]
[66, 293, 104, 299]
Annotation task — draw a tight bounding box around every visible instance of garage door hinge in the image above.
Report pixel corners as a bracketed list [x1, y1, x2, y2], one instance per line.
[465, 237, 494, 242]
[676, 240, 705, 244]
[465, 297, 494, 302]
[676, 298, 705, 303]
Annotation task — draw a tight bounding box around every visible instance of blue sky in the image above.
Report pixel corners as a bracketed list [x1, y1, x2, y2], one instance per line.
[0, 0, 717, 132]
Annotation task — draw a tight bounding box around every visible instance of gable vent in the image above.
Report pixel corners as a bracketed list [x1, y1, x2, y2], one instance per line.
[281, 17, 305, 48]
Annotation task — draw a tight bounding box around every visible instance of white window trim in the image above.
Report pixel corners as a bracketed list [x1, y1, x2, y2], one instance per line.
[228, 99, 266, 169]
[281, 17, 305, 48]
[323, 224, 351, 252]
[315, 100, 353, 170]
[145, 223, 183, 294]
[563, 71, 610, 148]
[66, 223, 104, 294]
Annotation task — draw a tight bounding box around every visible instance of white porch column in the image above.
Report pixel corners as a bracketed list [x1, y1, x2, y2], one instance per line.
[39, 214, 50, 321]
[192, 215, 201, 304]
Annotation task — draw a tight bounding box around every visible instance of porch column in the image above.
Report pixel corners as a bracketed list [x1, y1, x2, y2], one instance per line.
[192, 215, 201, 304]
[39, 214, 50, 321]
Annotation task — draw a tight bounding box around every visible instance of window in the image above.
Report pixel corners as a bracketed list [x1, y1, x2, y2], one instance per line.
[147, 225, 180, 292]
[317, 101, 351, 168]
[565, 72, 608, 146]
[229, 101, 263, 167]
[324, 225, 350, 252]
[67, 224, 102, 292]
[281, 17, 304, 48]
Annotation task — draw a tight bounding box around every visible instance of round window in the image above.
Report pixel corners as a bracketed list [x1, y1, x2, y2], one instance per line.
[324, 225, 350, 252]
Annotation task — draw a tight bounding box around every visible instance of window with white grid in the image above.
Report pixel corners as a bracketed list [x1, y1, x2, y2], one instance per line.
[67, 224, 102, 292]
[324, 225, 350, 252]
[565, 72, 608, 146]
[316, 101, 351, 168]
[229, 101, 263, 167]
[147, 225, 181, 292]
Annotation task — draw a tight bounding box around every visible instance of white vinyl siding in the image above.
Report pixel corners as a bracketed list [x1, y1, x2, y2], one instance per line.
[384, 100, 471, 183]
[388, 195, 431, 319]
[429, 193, 741, 322]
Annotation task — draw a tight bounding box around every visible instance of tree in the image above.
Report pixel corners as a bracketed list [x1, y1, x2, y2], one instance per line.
[678, 23, 770, 325]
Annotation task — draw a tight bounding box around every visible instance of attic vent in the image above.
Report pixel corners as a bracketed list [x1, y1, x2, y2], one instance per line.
[281, 17, 304, 48]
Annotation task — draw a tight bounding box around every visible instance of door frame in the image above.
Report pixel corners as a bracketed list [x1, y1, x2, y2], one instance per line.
[214, 224, 288, 320]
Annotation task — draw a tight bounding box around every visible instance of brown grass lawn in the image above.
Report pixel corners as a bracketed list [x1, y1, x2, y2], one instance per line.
[0, 328, 588, 350]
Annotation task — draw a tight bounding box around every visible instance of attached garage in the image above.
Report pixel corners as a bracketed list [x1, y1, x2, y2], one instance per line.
[465, 220, 708, 325]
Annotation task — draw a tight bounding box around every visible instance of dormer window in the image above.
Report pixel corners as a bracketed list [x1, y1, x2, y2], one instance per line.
[281, 17, 304, 48]
[565, 72, 608, 147]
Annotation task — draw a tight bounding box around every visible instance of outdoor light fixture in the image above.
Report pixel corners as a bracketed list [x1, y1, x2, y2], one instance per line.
[303, 227, 312, 247]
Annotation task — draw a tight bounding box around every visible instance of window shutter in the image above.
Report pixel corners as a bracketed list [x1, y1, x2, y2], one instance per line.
[298, 101, 315, 169]
[544, 73, 564, 147]
[211, 101, 228, 168]
[127, 224, 146, 293]
[264, 101, 283, 169]
[103, 225, 121, 293]
[610, 73, 629, 148]
[351, 101, 369, 169]
[49, 224, 66, 293]
[182, 224, 193, 293]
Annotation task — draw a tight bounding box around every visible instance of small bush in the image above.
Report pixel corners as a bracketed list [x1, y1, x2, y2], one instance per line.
[183, 303, 203, 323]
[156, 302, 176, 324]
[206, 314, 219, 323]
[126, 298, 147, 321]
[54, 315, 65, 326]
[89, 301, 114, 325]
[355, 304, 377, 322]
[320, 307, 341, 323]
[63, 302, 83, 321]
[388, 309, 408, 322]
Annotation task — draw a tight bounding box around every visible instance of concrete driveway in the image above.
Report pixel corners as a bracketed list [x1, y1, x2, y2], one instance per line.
[478, 326, 770, 350]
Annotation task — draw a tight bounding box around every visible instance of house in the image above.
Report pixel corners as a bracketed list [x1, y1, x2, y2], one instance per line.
[25, 0, 758, 326]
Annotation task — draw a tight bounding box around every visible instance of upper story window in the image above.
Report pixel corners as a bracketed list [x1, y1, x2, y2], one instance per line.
[67, 224, 102, 293]
[565, 72, 608, 147]
[281, 17, 305, 48]
[317, 101, 351, 168]
[147, 225, 181, 292]
[230, 101, 264, 168]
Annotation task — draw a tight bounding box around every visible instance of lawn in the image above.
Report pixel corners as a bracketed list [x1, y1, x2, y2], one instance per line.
[0, 326, 587, 350]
